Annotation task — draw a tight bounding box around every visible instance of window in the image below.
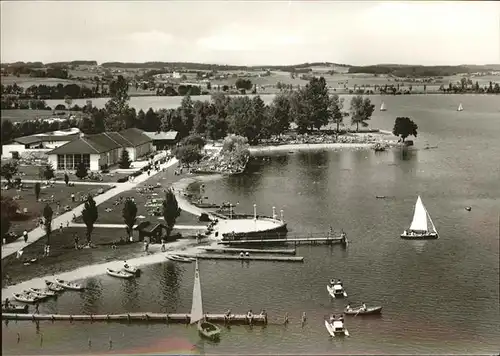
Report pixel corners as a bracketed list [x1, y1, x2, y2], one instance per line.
[74, 154, 82, 168]
[65, 154, 74, 170]
[82, 154, 90, 170]
[57, 155, 65, 170]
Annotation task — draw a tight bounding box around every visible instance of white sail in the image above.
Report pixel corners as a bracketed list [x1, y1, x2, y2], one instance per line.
[190, 259, 204, 324]
[380, 102, 386, 111]
[457, 103, 463, 111]
[424, 204, 438, 234]
[409, 196, 429, 232]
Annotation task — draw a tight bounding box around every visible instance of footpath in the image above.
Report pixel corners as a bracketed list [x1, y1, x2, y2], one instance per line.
[1, 157, 179, 260]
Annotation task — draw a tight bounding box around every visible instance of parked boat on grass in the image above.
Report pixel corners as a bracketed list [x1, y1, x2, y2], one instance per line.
[106, 268, 135, 279]
[123, 262, 140, 275]
[55, 279, 84, 291]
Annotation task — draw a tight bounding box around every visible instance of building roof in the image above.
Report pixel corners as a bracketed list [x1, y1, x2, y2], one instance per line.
[118, 128, 152, 147]
[13, 133, 79, 145]
[143, 131, 178, 141]
[47, 128, 152, 155]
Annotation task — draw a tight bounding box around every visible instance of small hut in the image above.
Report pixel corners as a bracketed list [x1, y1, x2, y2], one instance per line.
[133, 221, 178, 243]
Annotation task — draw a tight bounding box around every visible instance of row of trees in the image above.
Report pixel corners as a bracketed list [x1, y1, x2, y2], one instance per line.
[1, 83, 106, 102]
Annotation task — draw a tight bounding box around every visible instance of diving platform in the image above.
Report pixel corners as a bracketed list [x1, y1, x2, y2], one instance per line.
[220, 234, 348, 246]
[201, 247, 296, 255]
[177, 253, 304, 262]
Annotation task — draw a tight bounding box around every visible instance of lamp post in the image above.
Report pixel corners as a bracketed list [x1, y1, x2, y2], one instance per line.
[253, 204, 257, 220]
[229, 204, 233, 219]
[272, 206, 276, 220]
[280, 209, 284, 222]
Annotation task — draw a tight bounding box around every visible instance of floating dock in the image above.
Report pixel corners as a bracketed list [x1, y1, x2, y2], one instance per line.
[203, 247, 296, 255]
[177, 253, 304, 262]
[1, 312, 267, 325]
[220, 236, 347, 246]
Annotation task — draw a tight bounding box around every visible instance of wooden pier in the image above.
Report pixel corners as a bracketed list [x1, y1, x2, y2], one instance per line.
[1, 312, 267, 325]
[177, 253, 304, 262]
[202, 247, 296, 255]
[220, 235, 347, 246]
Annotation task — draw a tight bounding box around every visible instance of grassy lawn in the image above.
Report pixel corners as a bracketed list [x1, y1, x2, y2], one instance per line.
[2, 183, 113, 236]
[74, 164, 205, 227]
[1, 227, 146, 287]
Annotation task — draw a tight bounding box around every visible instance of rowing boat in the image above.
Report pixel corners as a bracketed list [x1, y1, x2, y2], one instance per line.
[29, 288, 57, 298]
[344, 306, 382, 315]
[2, 304, 29, 313]
[123, 264, 140, 275]
[13, 293, 40, 304]
[165, 254, 195, 263]
[55, 278, 84, 291]
[106, 268, 135, 279]
[45, 280, 64, 292]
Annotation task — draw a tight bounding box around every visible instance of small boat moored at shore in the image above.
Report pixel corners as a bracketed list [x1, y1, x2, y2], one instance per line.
[45, 280, 64, 292]
[106, 268, 135, 279]
[327, 281, 348, 298]
[324, 319, 349, 337]
[165, 254, 195, 263]
[29, 288, 57, 298]
[13, 293, 40, 304]
[401, 196, 439, 240]
[123, 262, 140, 275]
[344, 305, 382, 315]
[55, 279, 85, 291]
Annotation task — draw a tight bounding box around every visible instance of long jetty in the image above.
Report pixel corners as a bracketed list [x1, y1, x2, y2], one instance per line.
[177, 253, 304, 262]
[1, 312, 267, 325]
[220, 236, 347, 246]
[202, 247, 296, 255]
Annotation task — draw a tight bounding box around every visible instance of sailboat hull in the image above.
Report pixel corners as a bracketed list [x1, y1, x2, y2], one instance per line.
[400, 232, 438, 240]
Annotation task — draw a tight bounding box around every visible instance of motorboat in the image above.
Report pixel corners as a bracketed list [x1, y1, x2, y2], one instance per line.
[165, 254, 195, 263]
[191, 259, 221, 341]
[12, 293, 40, 304]
[324, 319, 349, 337]
[344, 305, 382, 315]
[45, 280, 64, 292]
[401, 196, 439, 240]
[327, 282, 347, 298]
[29, 288, 57, 298]
[106, 268, 135, 279]
[55, 278, 85, 291]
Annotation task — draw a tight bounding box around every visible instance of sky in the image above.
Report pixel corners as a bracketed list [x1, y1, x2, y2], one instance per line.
[1, 1, 499, 66]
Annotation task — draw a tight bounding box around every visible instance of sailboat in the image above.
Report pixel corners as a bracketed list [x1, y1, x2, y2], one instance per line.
[380, 101, 387, 111]
[401, 196, 439, 240]
[457, 103, 463, 112]
[191, 259, 221, 341]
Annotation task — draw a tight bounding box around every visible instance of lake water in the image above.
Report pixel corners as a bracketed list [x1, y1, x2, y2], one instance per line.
[3, 94, 500, 355]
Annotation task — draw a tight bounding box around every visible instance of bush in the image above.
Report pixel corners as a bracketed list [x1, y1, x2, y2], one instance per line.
[117, 177, 128, 183]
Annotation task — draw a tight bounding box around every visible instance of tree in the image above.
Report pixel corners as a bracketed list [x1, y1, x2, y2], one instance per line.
[173, 145, 203, 166]
[118, 149, 132, 169]
[392, 117, 418, 142]
[1, 119, 15, 145]
[0, 210, 10, 241]
[349, 95, 375, 131]
[104, 75, 130, 131]
[43, 164, 55, 180]
[180, 134, 206, 150]
[267, 93, 291, 136]
[75, 162, 88, 179]
[43, 204, 53, 245]
[235, 78, 253, 90]
[289, 88, 311, 134]
[64, 173, 69, 186]
[64, 96, 73, 113]
[180, 95, 195, 134]
[329, 94, 345, 132]
[82, 195, 98, 243]
[304, 77, 330, 130]
[143, 108, 160, 132]
[34, 182, 41, 201]
[122, 198, 137, 241]
[1, 162, 18, 186]
[206, 114, 228, 140]
[162, 189, 180, 239]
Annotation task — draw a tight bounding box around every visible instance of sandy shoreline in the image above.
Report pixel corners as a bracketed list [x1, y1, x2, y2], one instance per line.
[249, 142, 373, 153]
[1, 239, 215, 297]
